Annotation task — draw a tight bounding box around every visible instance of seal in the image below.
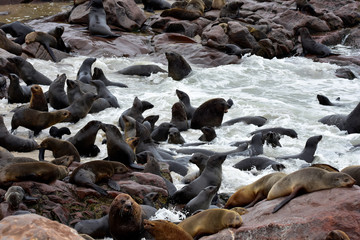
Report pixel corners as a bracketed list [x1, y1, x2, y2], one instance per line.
[38, 137, 81, 162]
[267, 167, 355, 213]
[325, 230, 350, 240]
[4, 186, 26, 210]
[219, 1, 243, 18]
[191, 98, 231, 129]
[160, 1, 204, 21]
[199, 126, 216, 141]
[87, 0, 120, 38]
[117, 64, 167, 77]
[319, 102, 360, 134]
[297, 27, 334, 58]
[175, 142, 248, 156]
[212, 0, 226, 9]
[25, 31, 58, 62]
[68, 120, 102, 157]
[225, 172, 287, 209]
[170, 102, 189, 131]
[0, 74, 7, 100]
[75, 214, 111, 239]
[222, 116, 267, 127]
[176, 89, 196, 120]
[171, 154, 227, 204]
[250, 127, 298, 139]
[47, 25, 70, 53]
[101, 123, 144, 170]
[90, 80, 120, 108]
[341, 165, 360, 186]
[178, 208, 243, 238]
[181, 153, 208, 184]
[108, 193, 144, 240]
[29, 85, 48, 112]
[295, 0, 318, 16]
[165, 51, 192, 80]
[277, 135, 322, 163]
[77, 57, 97, 84]
[69, 160, 129, 195]
[0, 21, 34, 44]
[233, 156, 285, 171]
[48, 73, 70, 109]
[0, 161, 68, 187]
[317, 94, 342, 107]
[184, 185, 218, 216]
[92, 67, 128, 88]
[144, 219, 193, 240]
[0, 29, 22, 55]
[151, 122, 175, 142]
[7, 56, 52, 85]
[167, 127, 185, 144]
[11, 108, 71, 136]
[49, 126, 71, 139]
[63, 92, 98, 123]
[7, 73, 31, 104]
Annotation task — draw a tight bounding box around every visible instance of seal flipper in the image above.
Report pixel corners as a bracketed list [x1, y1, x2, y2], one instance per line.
[38, 148, 45, 161]
[107, 179, 120, 191]
[244, 192, 266, 208]
[43, 43, 57, 62]
[129, 163, 145, 170]
[88, 183, 109, 196]
[272, 186, 305, 213]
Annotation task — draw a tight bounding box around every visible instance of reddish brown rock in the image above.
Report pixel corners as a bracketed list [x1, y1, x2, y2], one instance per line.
[227, 21, 260, 50]
[201, 23, 229, 45]
[200, 187, 360, 240]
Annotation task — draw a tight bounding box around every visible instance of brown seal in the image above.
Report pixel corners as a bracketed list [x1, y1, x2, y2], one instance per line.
[267, 167, 355, 213]
[341, 165, 360, 186]
[0, 162, 68, 187]
[225, 172, 287, 209]
[170, 102, 188, 131]
[108, 193, 144, 240]
[25, 31, 58, 62]
[69, 160, 128, 195]
[29, 85, 48, 112]
[38, 137, 81, 162]
[178, 208, 243, 238]
[165, 51, 192, 81]
[63, 92, 98, 123]
[161, 0, 204, 21]
[0, 29, 22, 55]
[143, 219, 193, 240]
[11, 108, 71, 136]
[325, 230, 350, 240]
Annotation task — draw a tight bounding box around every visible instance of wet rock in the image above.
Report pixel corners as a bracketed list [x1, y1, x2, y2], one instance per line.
[335, 68, 356, 80]
[227, 21, 259, 50]
[343, 27, 360, 48]
[200, 187, 360, 240]
[201, 23, 229, 45]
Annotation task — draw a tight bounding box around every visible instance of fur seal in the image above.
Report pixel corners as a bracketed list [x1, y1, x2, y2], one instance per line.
[47, 25, 69, 53]
[341, 165, 360, 186]
[68, 120, 102, 157]
[181, 153, 208, 184]
[4, 186, 26, 210]
[171, 154, 227, 204]
[317, 94, 342, 107]
[298, 27, 334, 58]
[160, 3, 204, 21]
[29, 85, 48, 112]
[92, 67, 128, 88]
[170, 102, 189, 131]
[176, 89, 196, 120]
[63, 92, 98, 123]
[25, 31, 58, 62]
[108, 193, 144, 240]
[70, 160, 128, 195]
[7, 73, 31, 104]
[75, 215, 111, 239]
[225, 172, 287, 209]
[295, 0, 318, 16]
[77, 58, 97, 84]
[325, 230, 350, 240]
[48, 73, 69, 109]
[117, 64, 167, 77]
[229, 132, 265, 157]
[319, 102, 360, 134]
[222, 116, 267, 127]
[39, 137, 81, 162]
[0, 29, 22, 55]
[175, 142, 248, 156]
[199, 126, 216, 141]
[277, 135, 322, 163]
[0, 162, 68, 187]
[178, 208, 242, 238]
[233, 156, 285, 171]
[11, 108, 71, 136]
[165, 51, 192, 80]
[101, 123, 144, 170]
[184, 185, 218, 216]
[0, 21, 34, 44]
[151, 122, 175, 142]
[219, 1, 243, 18]
[268, 167, 355, 213]
[0, 116, 38, 152]
[191, 98, 231, 129]
[7, 56, 52, 85]
[0, 74, 7, 99]
[142, 0, 171, 12]
[87, 0, 120, 38]
[90, 80, 120, 108]
[250, 127, 298, 138]
[144, 219, 193, 240]
[167, 127, 185, 144]
[49, 126, 71, 139]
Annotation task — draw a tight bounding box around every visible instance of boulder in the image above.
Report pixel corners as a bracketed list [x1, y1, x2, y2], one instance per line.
[227, 21, 260, 50]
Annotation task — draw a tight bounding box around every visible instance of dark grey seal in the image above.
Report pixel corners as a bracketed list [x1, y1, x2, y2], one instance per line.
[7, 73, 31, 104]
[117, 64, 167, 77]
[92, 67, 128, 87]
[233, 156, 285, 171]
[48, 73, 69, 109]
[76, 57, 96, 84]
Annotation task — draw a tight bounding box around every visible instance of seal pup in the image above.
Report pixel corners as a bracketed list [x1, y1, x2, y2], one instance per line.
[233, 156, 285, 171]
[178, 208, 243, 238]
[191, 98, 231, 129]
[184, 185, 218, 216]
[39, 137, 81, 162]
[90, 80, 120, 108]
[49, 126, 71, 139]
[166, 51, 192, 80]
[29, 85, 48, 112]
[297, 27, 335, 58]
[117, 64, 167, 77]
[4, 186, 26, 210]
[268, 167, 355, 213]
[7, 73, 31, 104]
[92, 67, 128, 88]
[25, 31, 58, 62]
[170, 102, 189, 131]
[11, 108, 71, 136]
[0, 21, 34, 44]
[277, 135, 322, 163]
[225, 172, 287, 209]
[250, 127, 298, 139]
[0, 29, 22, 55]
[222, 116, 267, 127]
[48, 73, 70, 109]
[171, 154, 227, 204]
[75, 214, 111, 239]
[168, 127, 185, 144]
[108, 193, 144, 240]
[77, 57, 97, 84]
[69, 160, 129, 195]
[62, 92, 98, 123]
[7, 56, 52, 85]
[325, 230, 350, 240]
[87, 0, 120, 38]
[176, 89, 196, 120]
[319, 102, 360, 134]
[67, 120, 102, 157]
[143, 219, 193, 240]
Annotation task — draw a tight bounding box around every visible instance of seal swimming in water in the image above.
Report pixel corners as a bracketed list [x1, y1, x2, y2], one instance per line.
[7, 73, 31, 104]
[297, 27, 334, 58]
[39, 137, 81, 162]
[233, 156, 285, 171]
[317, 94, 342, 107]
[250, 127, 298, 139]
[167, 127, 185, 144]
[117, 64, 167, 77]
[48, 73, 70, 109]
[199, 126, 216, 141]
[165, 51, 192, 80]
[170, 102, 189, 131]
[267, 167, 355, 213]
[151, 122, 175, 142]
[222, 116, 267, 127]
[90, 80, 120, 108]
[92, 67, 128, 88]
[144, 219, 193, 240]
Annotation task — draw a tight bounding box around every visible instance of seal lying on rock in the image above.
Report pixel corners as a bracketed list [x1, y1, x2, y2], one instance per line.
[297, 27, 335, 58]
[144, 219, 193, 240]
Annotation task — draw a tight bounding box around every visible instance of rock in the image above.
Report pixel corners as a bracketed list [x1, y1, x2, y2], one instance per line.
[165, 21, 200, 38]
[335, 68, 356, 80]
[201, 23, 229, 45]
[200, 187, 360, 240]
[68, 2, 89, 24]
[343, 27, 360, 48]
[22, 42, 70, 62]
[227, 21, 260, 50]
[334, 2, 360, 27]
[0, 214, 85, 240]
